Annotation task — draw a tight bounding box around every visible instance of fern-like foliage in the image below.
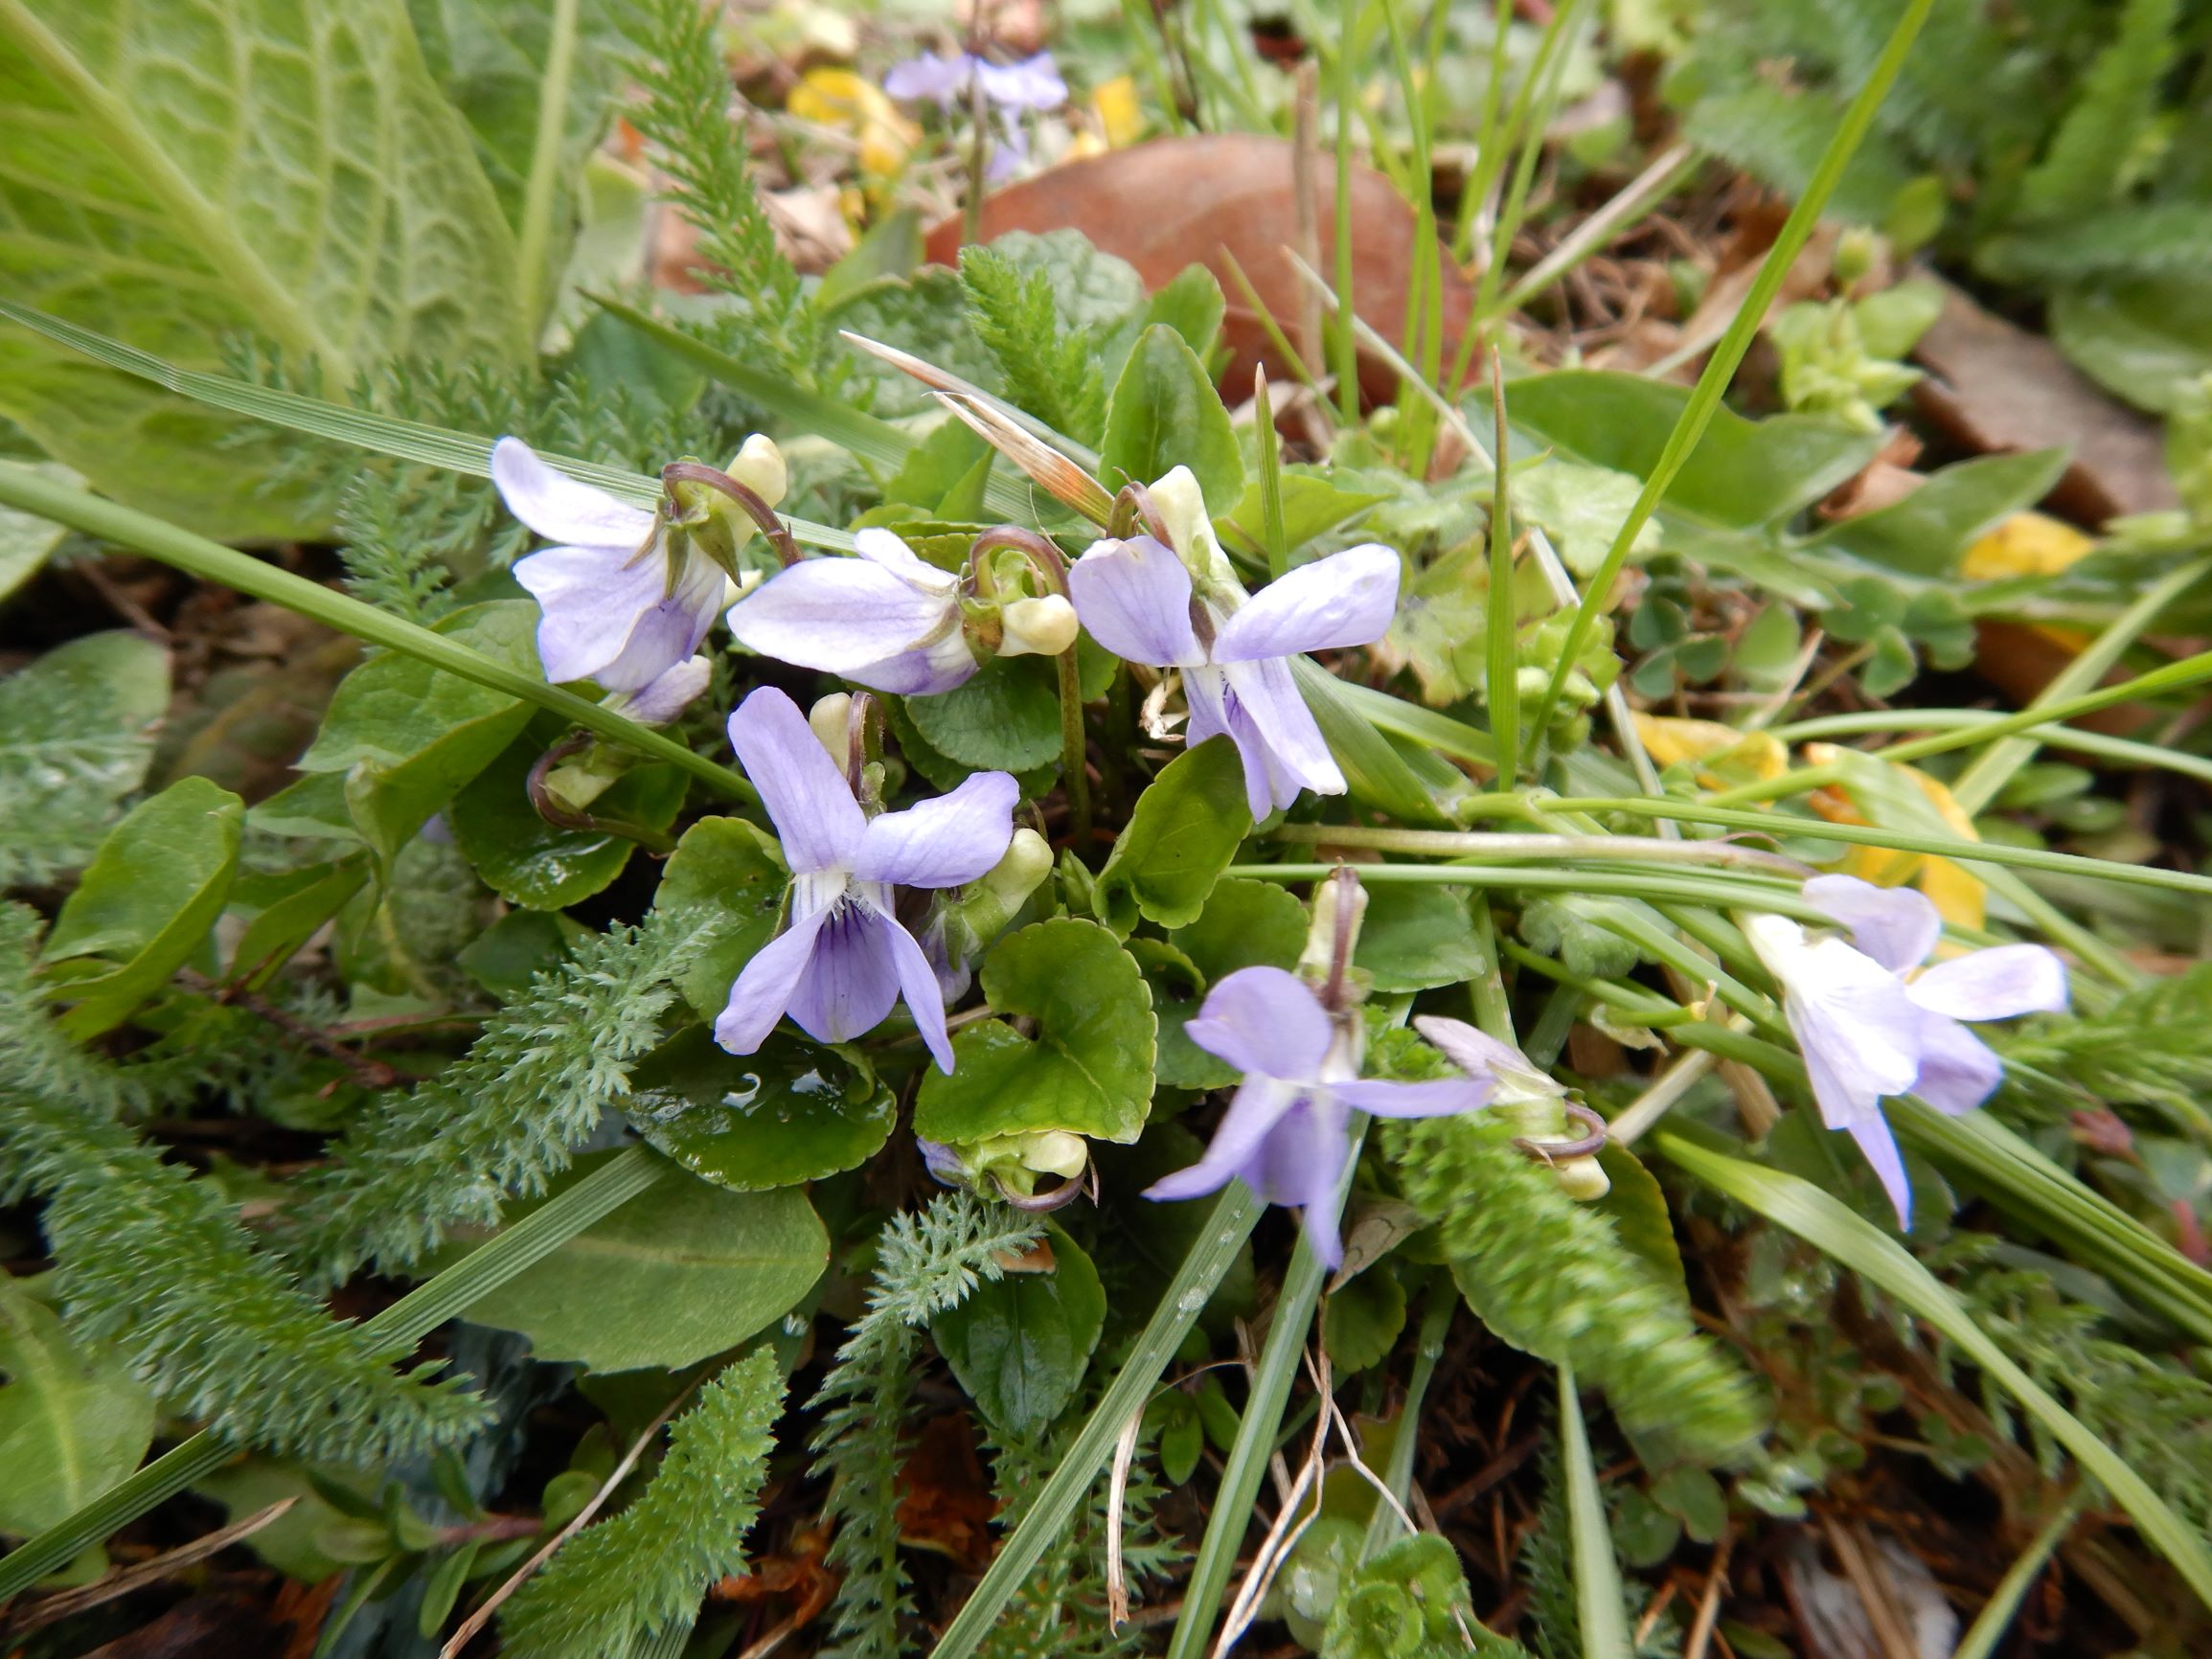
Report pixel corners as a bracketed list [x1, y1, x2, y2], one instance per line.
[290, 912, 710, 1285]
[0, 1086, 490, 1464]
[500, 1349, 787, 1659]
[0, 903, 159, 1113]
[2017, 0, 2177, 221]
[617, 0, 816, 382]
[1937, 1237, 2212, 1535]
[975, 1408, 1179, 1659]
[809, 1192, 1045, 1659]
[1977, 200, 2212, 284]
[1379, 1042, 1765, 1465]
[959, 245, 1109, 445]
[1516, 1440, 1677, 1659]
[1997, 962, 2212, 1131]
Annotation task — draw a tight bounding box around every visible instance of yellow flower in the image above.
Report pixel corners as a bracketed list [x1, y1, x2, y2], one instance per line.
[788, 68, 920, 180]
[1631, 714, 1789, 789]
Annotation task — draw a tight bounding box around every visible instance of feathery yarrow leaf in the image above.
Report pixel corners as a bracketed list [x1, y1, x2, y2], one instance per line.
[810, 1193, 1045, 1659]
[0, 1087, 490, 1464]
[500, 1349, 787, 1659]
[292, 911, 710, 1285]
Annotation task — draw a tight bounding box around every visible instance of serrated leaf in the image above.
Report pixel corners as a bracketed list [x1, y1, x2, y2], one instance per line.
[1100, 324, 1243, 508]
[914, 918, 1156, 1145]
[651, 815, 789, 1024]
[0, 630, 170, 889]
[441, 1151, 826, 1373]
[41, 775, 243, 1037]
[0, 1278, 156, 1539]
[625, 1025, 896, 1193]
[0, 0, 527, 537]
[931, 1224, 1106, 1438]
[1093, 736, 1252, 936]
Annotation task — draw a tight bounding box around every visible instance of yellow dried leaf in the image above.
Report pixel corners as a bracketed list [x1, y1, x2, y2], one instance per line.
[1802, 743, 1986, 929]
[788, 69, 919, 178]
[1631, 714, 1788, 786]
[1092, 75, 1144, 148]
[1961, 511, 2095, 581]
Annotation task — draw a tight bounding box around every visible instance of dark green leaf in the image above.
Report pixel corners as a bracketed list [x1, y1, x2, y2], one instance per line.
[225, 858, 372, 987]
[1354, 884, 1486, 992]
[1803, 450, 2069, 578]
[1320, 1263, 1407, 1375]
[914, 919, 1157, 1145]
[450, 739, 688, 910]
[1093, 737, 1252, 936]
[652, 816, 789, 1023]
[1100, 325, 1244, 508]
[1214, 470, 1388, 565]
[0, 1279, 155, 1540]
[902, 654, 1064, 773]
[443, 1151, 827, 1373]
[625, 1025, 896, 1192]
[0, 630, 171, 889]
[41, 775, 243, 1037]
[931, 1224, 1106, 1437]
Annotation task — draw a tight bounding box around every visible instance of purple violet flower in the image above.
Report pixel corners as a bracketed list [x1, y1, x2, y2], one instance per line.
[714, 687, 1018, 1070]
[1745, 874, 2068, 1228]
[726, 529, 978, 694]
[884, 49, 1067, 111]
[492, 438, 728, 694]
[1143, 966, 1495, 1267]
[1068, 534, 1401, 821]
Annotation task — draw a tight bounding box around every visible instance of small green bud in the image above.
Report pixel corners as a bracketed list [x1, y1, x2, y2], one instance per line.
[1834, 227, 1878, 289]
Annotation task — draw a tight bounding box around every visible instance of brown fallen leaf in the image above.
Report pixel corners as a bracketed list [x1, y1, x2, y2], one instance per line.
[1910, 280, 2178, 526]
[895, 1413, 998, 1571]
[924, 134, 1472, 403]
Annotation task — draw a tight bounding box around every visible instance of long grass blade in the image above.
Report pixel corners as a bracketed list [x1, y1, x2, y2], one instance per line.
[1655, 1129, 2212, 1613]
[1558, 1367, 1633, 1659]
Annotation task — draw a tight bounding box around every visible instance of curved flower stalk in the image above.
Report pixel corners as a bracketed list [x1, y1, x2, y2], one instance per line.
[1745, 874, 2068, 1227]
[1146, 965, 1496, 1268]
[714, 688, 1017, 1071]
[1068, 469, 1401, 822]
[491, 436, 787, 698]
[723, 529, 1077, 695]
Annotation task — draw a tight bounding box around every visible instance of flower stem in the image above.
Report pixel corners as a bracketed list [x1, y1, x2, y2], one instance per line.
[1163, 1118, 1371, 1659]
[968, 527, 1092, 847]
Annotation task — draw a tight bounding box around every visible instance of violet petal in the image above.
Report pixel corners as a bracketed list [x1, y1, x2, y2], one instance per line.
[726, 686, 867, 874]
[1066, 535, 1207, 668]
[853, 770, 1019, 888]
[1184, 965, 1333, 1080]
[1802, 874, 1940, 974]
[1212, 544, 1400, 662]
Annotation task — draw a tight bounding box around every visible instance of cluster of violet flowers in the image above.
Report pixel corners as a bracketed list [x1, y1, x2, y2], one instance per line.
[490, 439, 2069, 1240]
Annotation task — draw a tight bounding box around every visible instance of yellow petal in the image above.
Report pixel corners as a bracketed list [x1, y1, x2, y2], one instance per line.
[1962, 511, 2095, 581]
[790, 68, 919, 176]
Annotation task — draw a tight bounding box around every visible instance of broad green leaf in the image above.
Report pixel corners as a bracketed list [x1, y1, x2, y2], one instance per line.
[0, 630, 170, 889]
[404, 0, 624, 311]
[0, 1278, 156, 1541]
[651, 815, 789, 1024]
[1142, 263, 1227, 362]
[1093, 737, 1252, 936]
[625, 1026, 896, 1193]
[1353, 884, 1486, 993]
[1801, 450, 2070, 578]
[2050, 277, 2212, 414]
[1214, 470, 1388, 566]
[0, 460, 77, 602]
[902, 655, 1064, 773]
[914, 919, 1157, 1146]
[931, 1224, 1106, 1439]
[224, 857, 372, 987]
[1146, 877, 1310, 1088]
[1657, 1127, 2212, 1613]
[41, 775, 243, 1037]
[1515, 460, 1660, 577]
[0, 0, 526, 537]
[1507, 372, 1885, 531]
[827, 265, 1005, 420]
[449, 738, 688, 910]
[1100, 325, 1244, 508]
[1320, 1263, 1406, 1375]
[444, 1151, 827, 1374]
[297, 601, 540, 866]
[987, 228, 1149, 334]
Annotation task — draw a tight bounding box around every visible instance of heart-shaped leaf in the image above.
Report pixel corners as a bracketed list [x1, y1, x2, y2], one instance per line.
[625, 1026, 896, 1192]
[914, 918, 1156, 1145]
[451, 739, 689, 911]
[931, 1224, 1106, 1438]
[1093, 736, 1252, 936]
[651, 816, 790, 1023]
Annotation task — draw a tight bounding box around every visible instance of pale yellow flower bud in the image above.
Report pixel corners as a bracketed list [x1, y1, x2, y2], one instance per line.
[724, 434, 788, 508]
[998, 594, 1080, 657]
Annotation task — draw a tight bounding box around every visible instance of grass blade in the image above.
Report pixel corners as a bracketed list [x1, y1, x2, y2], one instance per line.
[1526, 0, 1939, 741]
[0, 463, 756, 806]
[1558, 1366, 1633, 1659]
[1654, 1129, 2212, 1613]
